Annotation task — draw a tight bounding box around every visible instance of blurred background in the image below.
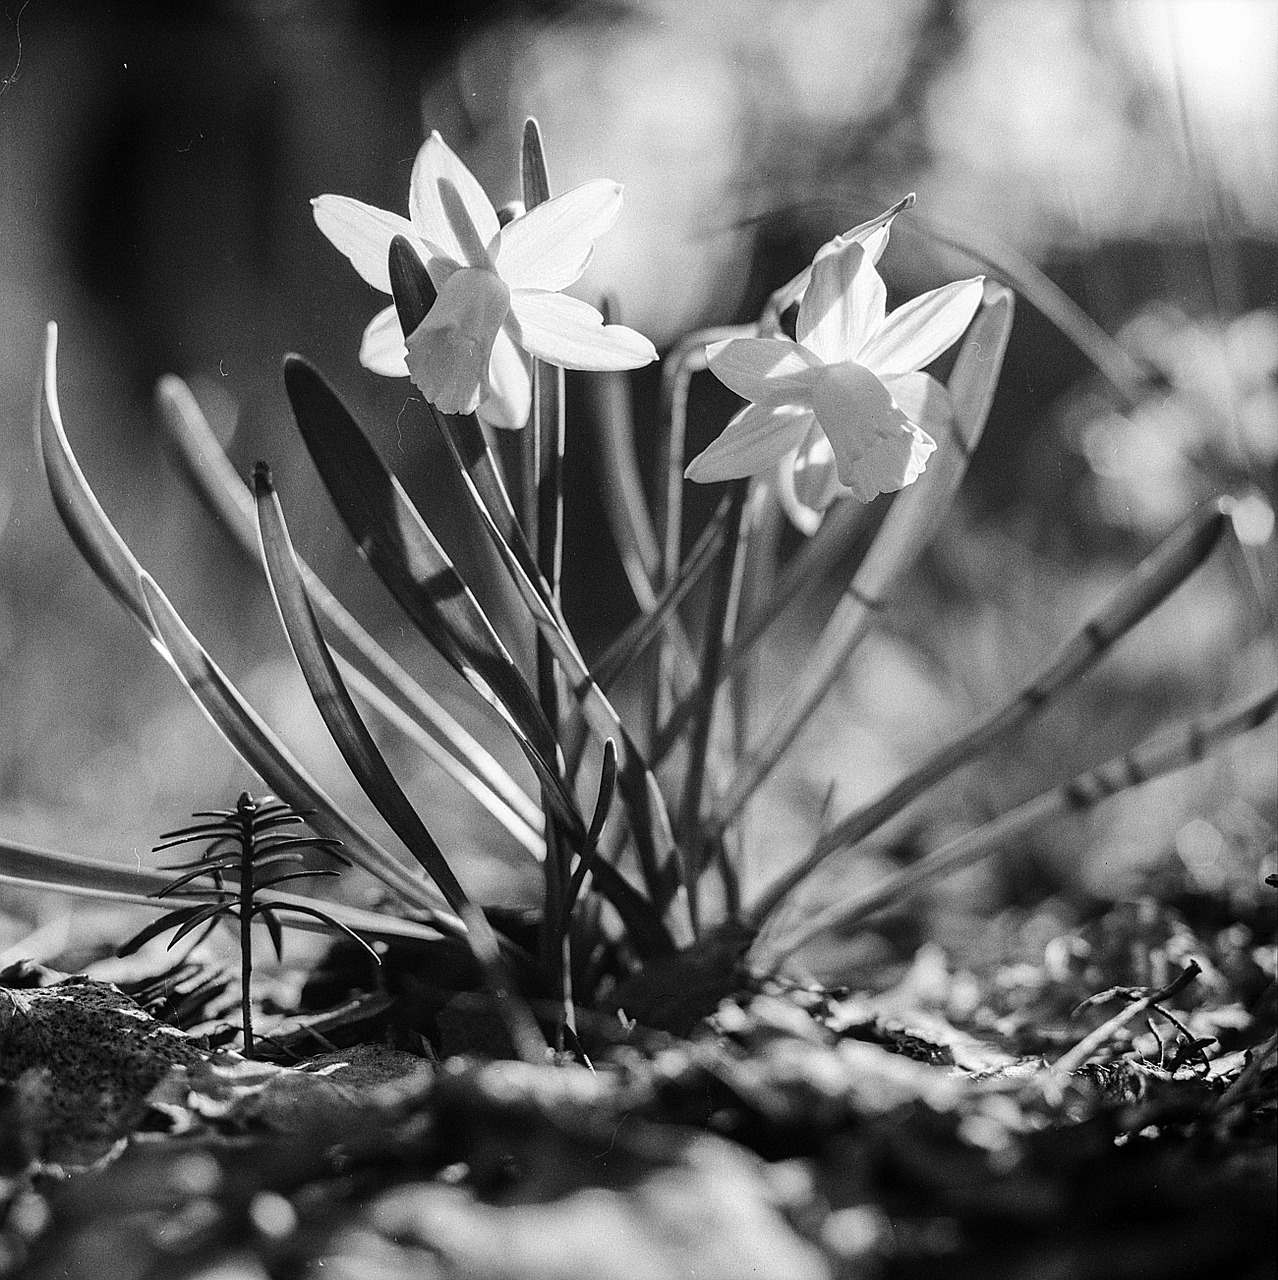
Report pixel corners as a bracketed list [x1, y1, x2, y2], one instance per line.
[0, 0, 1275, 964]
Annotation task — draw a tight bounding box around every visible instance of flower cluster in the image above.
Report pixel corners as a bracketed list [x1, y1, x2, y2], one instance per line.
[315, 131, 982, 522]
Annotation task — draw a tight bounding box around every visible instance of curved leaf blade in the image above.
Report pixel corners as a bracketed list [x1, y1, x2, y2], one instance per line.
[137, 570, 459, 928]
[592, 489, 733, 692]
[154, 373, 544, 849]
[36, 323, 455, 931]
[254, 461, 473, 916]
[748, 496, 1234, 926]
[770, 686, 1278, 961]
[281, 356, 583, 839]
[0, 839, 447, 944]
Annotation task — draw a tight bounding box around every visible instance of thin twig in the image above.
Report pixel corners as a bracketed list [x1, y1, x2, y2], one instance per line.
[1050, 962, 1201, 1076]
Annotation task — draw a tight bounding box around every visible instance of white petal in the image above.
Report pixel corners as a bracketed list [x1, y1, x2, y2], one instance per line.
[811, 361, 912, 483]
[883, 371, 953, 440]
[684, 402, 814, 483]
[477, 327, 532, 430]
[812, 218, 891, 271]
[792, 424, 846, 509]
[776, 448, 824, 537]
[861, 223, 891, 266]
[408, 132, 500, 268]
[798, 240, 886, 365]
[859, 276, 985, 378]
[359, 305, 409, 377]
[508, 290, 656, 371]
[496, 180, 623, 292]
[312, 195, 417, 294]
[705, 337, 822, 407]
[404, 267, 510, 415]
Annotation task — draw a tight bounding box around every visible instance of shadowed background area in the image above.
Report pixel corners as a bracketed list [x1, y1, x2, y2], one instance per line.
[0, 0, 1274, 959]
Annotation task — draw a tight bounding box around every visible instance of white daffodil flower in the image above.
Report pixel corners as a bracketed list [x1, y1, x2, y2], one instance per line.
[313, 131, 656, 429]
[686, 219, 983, 524]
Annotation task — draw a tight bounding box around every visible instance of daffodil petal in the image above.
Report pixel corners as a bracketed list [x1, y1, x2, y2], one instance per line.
[509, 290, 657, 371]
[811, 361, 912, 481]
[776, 450, 824, 536]
[496, 179, 623, 292]
[312, 195, 418, 294]
[777, 424, 843, 535]
[409, 132, 501, 268]
[861, 223, 892, 266]
[705, 337, 822, 407]
[359, 305, 409, 377]
[791, 422, 844, 508]
[684, 402, 814, 484]
[859, 276, 985, 378]
[798, 240, 886, 366]
[812, 219, 892, 272]
[477, 327, 532, 430]
[404, 267, 511, 415]
[884, 371, 953, 440]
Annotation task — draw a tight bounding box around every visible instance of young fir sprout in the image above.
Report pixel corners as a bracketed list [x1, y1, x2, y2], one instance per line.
[117, 792, 378, 1058]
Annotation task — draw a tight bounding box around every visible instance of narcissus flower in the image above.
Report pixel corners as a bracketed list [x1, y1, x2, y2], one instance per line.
[686, 215, 983, 522]
[313, 132, 656, 429]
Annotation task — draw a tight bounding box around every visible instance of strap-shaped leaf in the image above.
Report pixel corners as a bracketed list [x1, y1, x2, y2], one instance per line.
[520, 116, 552, 210]
[154, 373, 544, 852]
[282, 365, 671, 952]
[769, 686, 1278, 961]
[281, 355, 583, 838]
[697, 496, 888, 726]
[255, 462, 473, 917]
[384, 252, 679, 916]
[748, 497, 1234, 926]
[650, 325, 752, 734]
[713, 283, 1017, 838]
[138, 571, 459, 927]
[36, 324, 161, 639]
[36, 322, 456, 930]
[426, 389, 680, 911]
[517, 120, 567, 758]
[592, 489, 733, 692]
[564, 738, 618, 917]
[675, 478, 749, 928]
[384, 237, 562, 945]
[584, 332, 683, 655]
[905, 206, 1149, 410]
[0, 839, 447, 944]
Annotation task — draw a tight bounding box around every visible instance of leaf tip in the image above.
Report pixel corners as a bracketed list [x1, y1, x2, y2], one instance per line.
[388, 236, 436, 336]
